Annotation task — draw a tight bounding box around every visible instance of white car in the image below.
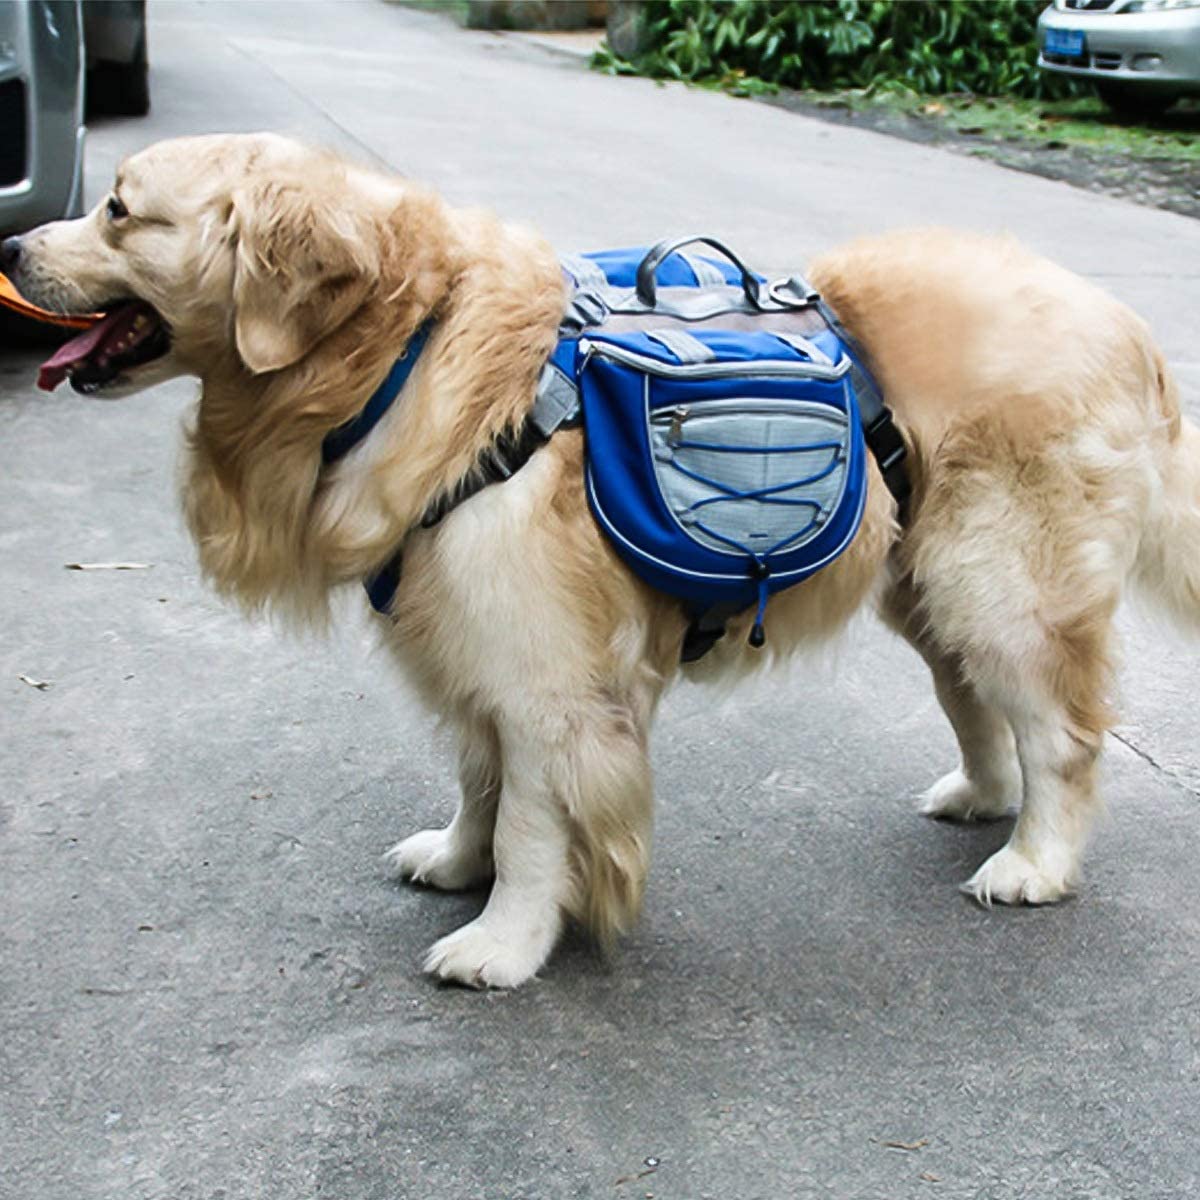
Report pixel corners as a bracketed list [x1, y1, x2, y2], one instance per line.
[1039, 0, 1200, 115]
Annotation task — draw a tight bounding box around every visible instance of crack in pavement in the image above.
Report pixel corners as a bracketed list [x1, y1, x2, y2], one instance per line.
[1108, 728, 1200, 802]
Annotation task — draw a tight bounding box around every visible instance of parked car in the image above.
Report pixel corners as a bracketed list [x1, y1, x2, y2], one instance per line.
[1, 1, 147, 346]
[84, 0, 148, 117]
[0, 0, 148, 242]
[1038, 0, 1200, 116]
[0, 0, 86, 238]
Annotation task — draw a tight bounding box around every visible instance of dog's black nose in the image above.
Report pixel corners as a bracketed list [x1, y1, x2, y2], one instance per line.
[0, 235, 21, 275]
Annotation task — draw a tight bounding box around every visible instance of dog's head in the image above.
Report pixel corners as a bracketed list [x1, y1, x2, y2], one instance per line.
[10, 132, 387, 396]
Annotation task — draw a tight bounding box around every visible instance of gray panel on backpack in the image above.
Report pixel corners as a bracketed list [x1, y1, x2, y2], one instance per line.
[649, 401, 852, 557]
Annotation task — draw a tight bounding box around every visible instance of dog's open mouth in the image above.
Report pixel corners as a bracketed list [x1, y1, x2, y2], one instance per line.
[37, 301, 172, 394]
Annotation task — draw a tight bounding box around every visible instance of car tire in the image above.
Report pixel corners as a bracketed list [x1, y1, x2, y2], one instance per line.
[1095, 82, 1177, 119]
[87, 33, 150, 118]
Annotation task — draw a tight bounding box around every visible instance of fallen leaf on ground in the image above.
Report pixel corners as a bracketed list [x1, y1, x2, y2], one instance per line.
[879, 1138, 929, 1151]
[19, 675, 52, 690]
[65, 562, 152, 571]
[614, 1164, 659, 1186]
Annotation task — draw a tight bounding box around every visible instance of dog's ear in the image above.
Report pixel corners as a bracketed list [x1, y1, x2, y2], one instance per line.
[229, 180, 380, 374]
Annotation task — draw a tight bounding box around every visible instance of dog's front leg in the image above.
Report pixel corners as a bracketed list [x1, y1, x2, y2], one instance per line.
[386, 718, 500, 891]
[423, 709, 573, 989]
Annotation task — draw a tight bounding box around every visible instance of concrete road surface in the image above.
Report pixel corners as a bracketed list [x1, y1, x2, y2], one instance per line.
[3, 4, 1199, 1198]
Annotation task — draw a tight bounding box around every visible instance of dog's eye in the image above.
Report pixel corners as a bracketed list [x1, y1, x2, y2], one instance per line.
[106, 195, 129, 221]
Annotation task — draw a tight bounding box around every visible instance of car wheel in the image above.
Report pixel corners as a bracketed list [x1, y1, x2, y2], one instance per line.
[87, 33, 149, 117]
[1095, 82, 1178, 119]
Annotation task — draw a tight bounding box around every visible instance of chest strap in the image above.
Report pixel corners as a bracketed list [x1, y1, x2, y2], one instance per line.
[321, 321, 434, 466]
[320, 319, 434, 615]
[357, 357, 582, 615]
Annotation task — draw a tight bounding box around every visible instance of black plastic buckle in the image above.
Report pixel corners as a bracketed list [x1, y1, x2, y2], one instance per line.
[863, 406, 911, 520]
[864, 406, 906, 471]
[681, 620, 726, 662]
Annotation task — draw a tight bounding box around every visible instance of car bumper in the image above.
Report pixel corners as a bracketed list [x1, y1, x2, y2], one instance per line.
[1038, 5, 1200, 92]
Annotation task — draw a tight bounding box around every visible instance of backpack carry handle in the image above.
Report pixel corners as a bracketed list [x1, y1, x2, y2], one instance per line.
[636, 235, 764, 310]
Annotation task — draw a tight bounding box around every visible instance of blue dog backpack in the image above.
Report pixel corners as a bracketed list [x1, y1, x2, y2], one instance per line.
[345, 237, 908, 660]
[534, 236, 906, 656]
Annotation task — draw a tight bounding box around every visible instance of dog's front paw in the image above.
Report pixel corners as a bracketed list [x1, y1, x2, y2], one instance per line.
[423, 916, 558, 990]
[384, 828, 493, 892]
[920, 768, 1015, 822]
[961, 844, 1075, 907]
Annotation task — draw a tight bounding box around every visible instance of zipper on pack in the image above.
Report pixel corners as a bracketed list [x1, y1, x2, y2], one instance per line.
[668, 406, 689, 442]
[579, 338, 849, 383]
[651, 396, 850, 425]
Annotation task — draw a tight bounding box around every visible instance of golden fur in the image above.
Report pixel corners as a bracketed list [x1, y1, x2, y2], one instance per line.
[14, 134, 1197, 987]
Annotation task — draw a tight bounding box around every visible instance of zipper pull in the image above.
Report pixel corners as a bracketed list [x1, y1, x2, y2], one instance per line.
[748, 558, 770, 649]
[669, 405, 689, 444]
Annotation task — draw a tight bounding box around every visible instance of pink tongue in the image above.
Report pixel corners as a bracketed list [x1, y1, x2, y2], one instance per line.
[37, 309, 132, 392]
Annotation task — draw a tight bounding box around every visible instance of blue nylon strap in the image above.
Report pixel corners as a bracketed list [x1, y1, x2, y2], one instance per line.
[321, 320, 434, 466]
[365, 553, 404, 613]
[316, 319, 433, 616]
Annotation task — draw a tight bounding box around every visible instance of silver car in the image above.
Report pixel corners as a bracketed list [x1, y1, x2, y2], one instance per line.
[1039, 0, 1200, 115]
[0, 0, 147, 243]
[0, 0, 86, 237]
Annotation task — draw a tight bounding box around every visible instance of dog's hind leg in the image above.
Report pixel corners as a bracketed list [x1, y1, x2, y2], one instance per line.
[385, 716, 499, 891]
[882, 581, 1022, 821]
[916, 650, 1025, 823]
[919, 675, 1022, 823]
[959, 630, 1112, 907]
[930, 603, 1114, 905]
[907, 484, 1123, 906]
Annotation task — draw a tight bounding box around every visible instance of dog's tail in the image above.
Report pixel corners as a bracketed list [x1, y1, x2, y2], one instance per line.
[1134, 350, 1200, 628]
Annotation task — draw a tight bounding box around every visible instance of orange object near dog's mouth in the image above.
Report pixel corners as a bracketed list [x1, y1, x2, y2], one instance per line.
[0, 270, 100, 329]
[0, 271, 172, 394]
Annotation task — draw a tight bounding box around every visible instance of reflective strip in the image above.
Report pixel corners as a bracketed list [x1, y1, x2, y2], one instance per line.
[645, 328, 717, 364]
[680, 252, 728, 288]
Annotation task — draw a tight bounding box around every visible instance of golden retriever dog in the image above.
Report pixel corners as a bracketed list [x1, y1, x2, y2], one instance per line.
[7, 133, 1195, 988]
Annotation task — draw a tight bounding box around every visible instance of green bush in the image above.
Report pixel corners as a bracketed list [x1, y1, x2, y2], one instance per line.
[596, 0, 1078, 99]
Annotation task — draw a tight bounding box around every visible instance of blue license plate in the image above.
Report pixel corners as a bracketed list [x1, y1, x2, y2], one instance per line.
[1045, 27, 1086, 59]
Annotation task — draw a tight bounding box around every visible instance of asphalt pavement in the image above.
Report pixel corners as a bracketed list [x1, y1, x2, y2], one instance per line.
[3, 4, 1199, 1198]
